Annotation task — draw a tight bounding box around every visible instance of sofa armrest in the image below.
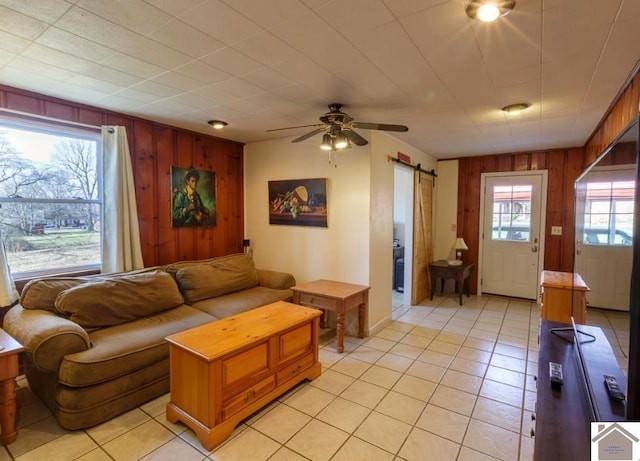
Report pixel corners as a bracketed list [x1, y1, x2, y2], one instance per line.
[3, 305, 91, 374]
[256, 269, 296, 290]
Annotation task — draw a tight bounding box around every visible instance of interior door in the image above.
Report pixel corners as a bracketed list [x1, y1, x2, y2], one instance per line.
[481, 174, 544, 299]
[411, 171, 433, 305]
[574, 166, 635, 311]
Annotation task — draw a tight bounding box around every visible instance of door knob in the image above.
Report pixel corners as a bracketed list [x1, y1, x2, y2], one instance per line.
[531, 245, 538, 253]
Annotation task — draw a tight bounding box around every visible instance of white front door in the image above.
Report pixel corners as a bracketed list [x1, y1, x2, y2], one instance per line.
[481, 173, 546, 299]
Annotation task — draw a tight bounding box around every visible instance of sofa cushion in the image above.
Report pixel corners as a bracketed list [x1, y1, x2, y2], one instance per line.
[58, 305, 215, 387]
[165, 253, 246, 277]
[175, 254, 259, 304]
[20, 266, 168, 313]
[190, 285, 293, 319]
[20, 277, 94, 312]
[55, 271, 184, 328]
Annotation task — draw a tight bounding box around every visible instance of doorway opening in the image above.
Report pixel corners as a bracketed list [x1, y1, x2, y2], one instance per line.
[394, 165, 413, 307]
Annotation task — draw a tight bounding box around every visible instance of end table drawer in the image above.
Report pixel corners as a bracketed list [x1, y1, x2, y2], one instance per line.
[298, 293, 337, 310]
[222, 376, 275, 419]
[276, 354, 314, 385]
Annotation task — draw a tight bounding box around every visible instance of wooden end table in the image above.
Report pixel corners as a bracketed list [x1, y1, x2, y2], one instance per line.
[0, 329, 24, 445]
[291, 280, 370, 353]
[429, 260, 474, 305]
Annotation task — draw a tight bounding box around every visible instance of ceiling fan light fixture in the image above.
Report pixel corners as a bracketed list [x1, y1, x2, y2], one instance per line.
[207, 120, 228, 129]
[501, 102, 531, 114]
[320, 133, 333, 150]
[334, 131, 349, 149]
[466, 1, 515, 22]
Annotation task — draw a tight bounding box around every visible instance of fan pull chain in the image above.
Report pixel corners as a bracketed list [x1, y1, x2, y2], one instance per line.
[328, 150, 338, 167]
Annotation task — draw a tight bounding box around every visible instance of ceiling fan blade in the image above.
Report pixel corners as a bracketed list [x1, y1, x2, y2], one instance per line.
[343, 129, 368, 146]
[292, 128, 326, 143]
[266, 123, 323, 133]
[352, 122, 408, 132]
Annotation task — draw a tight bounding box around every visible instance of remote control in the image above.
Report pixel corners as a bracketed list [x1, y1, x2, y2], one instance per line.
[604, 375, 625, 400]
[549, 362, 563, 385]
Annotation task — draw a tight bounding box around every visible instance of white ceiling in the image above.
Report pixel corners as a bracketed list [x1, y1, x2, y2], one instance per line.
[0, 0, 638, 159]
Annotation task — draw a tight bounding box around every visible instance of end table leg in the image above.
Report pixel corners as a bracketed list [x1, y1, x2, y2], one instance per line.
[336, 313, 345, 353]
[430, 275, 436, 300]
[358, 304, 366, 338]
[0, 379, 18, 445]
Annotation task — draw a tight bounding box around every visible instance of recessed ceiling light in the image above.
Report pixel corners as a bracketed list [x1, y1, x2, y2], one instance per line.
[466, 1, 516, 22]
[207, 120, 228, 129]
[502, 103, 531, 114]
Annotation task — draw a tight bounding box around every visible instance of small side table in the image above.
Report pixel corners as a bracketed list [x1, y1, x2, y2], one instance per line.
[291, 280, 369, 353]
[0, 329, 24, 445]
[429, 260, 474, 305]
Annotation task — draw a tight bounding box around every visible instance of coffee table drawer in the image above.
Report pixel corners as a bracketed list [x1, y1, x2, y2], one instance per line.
[222, 376, 275, 419]
[222, 342, 269, 387]
[298, 293, 336, 310]
[276, 354, 314, 385]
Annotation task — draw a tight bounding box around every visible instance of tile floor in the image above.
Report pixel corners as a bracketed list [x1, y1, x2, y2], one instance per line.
[1, 292, 629, 461]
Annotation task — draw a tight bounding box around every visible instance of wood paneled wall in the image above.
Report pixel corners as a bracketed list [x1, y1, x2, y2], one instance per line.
[0, 85, 245, 269]
[585, 68, 640, 164]
[457, 148, 585, 294]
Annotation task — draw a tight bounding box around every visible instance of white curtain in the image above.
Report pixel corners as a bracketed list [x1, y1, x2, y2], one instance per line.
[0, 233, 18, 308]
[101, 126, 144, 273]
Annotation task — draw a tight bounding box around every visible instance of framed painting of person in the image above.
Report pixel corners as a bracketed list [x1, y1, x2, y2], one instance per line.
[171, 167, 216, 227]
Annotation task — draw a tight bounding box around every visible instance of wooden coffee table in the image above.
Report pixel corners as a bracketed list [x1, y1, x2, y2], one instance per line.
[0, 329, 24, 445]
[291, 280, 370, 353]
[165, 301, 322, 451]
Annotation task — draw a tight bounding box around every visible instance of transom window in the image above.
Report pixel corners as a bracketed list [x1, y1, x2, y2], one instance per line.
[0, 120, 102, 278]
[491, 185, 532, 242]
[583, 180, 634, 246]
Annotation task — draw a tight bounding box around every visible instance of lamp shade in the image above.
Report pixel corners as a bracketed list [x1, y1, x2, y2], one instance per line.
[334, 131, 348, 149]
[320, 133, 333, 151]
[453, 238, 469, 251]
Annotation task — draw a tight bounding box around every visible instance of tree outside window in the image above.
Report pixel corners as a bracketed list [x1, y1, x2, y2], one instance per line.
[0, 122, 101, 277]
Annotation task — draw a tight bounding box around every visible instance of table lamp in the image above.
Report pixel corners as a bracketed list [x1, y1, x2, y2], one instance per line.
[450, 238, 468, 265]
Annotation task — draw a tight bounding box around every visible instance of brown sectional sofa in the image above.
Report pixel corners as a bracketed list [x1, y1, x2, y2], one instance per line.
[3, 254, 295, 430]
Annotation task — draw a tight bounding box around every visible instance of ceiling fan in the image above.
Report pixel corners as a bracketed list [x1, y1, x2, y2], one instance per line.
[266, 103, 408, 150]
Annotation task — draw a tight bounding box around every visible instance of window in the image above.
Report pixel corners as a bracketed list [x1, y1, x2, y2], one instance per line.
[583, 180, 634, 246]
[0, 120, 102, 278]
[491, 185, 532, 241]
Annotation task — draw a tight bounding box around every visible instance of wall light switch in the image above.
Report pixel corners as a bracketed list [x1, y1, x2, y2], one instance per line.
[451, 223, 457, 232]
[551, 226, 562, 235]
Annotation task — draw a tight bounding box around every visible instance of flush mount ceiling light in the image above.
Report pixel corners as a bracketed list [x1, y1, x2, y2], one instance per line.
[466, 0, 516, 22]
[207, 120, 228, 129]
[501, 102, 531, 114]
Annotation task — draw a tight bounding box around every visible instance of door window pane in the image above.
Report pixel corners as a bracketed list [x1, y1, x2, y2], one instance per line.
[491, 185, 532, 241]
